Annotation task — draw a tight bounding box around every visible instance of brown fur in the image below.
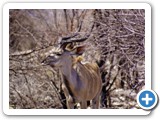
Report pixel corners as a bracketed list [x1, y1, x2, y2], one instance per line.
[62, 60, 102, 109]
[43, 46, 102, 109]
[72, 56, 83, 66]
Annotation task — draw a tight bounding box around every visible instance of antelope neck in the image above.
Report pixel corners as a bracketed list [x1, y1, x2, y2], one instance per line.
[60, 63, 78, 88]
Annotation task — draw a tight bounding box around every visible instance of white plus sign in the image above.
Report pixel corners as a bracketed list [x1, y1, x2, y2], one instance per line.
[142, 94, 153, 105]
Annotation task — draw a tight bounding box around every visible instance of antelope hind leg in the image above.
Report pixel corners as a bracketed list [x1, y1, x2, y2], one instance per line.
[80, 101, 87, 109]
[92, 96, 100, 109]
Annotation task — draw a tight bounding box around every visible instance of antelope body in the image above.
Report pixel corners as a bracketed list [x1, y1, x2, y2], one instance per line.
[42, 32, 102, 109]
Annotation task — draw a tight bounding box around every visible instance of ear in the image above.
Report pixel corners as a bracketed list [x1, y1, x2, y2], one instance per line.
[71, 45, 85, 55]
[65, 43, 75, 51]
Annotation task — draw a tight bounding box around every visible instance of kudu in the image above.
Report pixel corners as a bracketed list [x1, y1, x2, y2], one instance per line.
[42, 33, 102, 109]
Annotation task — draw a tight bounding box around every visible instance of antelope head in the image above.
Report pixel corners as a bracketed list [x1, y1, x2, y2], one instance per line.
[43, 46, 85, 67]
[42, 32, 88, 68]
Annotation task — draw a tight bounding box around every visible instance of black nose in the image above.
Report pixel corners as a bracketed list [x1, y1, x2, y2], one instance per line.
[41, 60, 45, 64]
[41, 58, 48, 65]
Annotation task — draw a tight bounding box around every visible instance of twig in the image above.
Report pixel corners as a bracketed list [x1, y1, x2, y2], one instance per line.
[15, 19, 39, 44]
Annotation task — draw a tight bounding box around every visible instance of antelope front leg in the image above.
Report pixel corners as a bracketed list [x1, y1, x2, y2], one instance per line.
[66, 95, 74, 109]
[62, 84, 74, 109]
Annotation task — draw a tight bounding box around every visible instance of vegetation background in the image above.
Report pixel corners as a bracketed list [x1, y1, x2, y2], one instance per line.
[9, 9, 145, 109]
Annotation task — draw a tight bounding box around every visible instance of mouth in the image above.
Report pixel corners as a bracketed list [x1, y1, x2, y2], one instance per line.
[41, 62, 46, 66]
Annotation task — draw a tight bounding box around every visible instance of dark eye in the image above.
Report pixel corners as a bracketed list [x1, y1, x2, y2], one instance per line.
[56, 53, 62, 56]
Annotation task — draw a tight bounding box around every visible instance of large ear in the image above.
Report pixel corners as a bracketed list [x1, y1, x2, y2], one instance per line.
[71, 45, 85, 55]
[65, 43, 75, 51]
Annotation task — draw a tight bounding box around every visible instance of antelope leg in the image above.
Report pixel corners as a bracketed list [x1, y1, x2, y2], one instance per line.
[67, 95, 74, 109]
[80, 101, 87, 109]
[92, 96, 100, 109]
[62, 84, 74, 109]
